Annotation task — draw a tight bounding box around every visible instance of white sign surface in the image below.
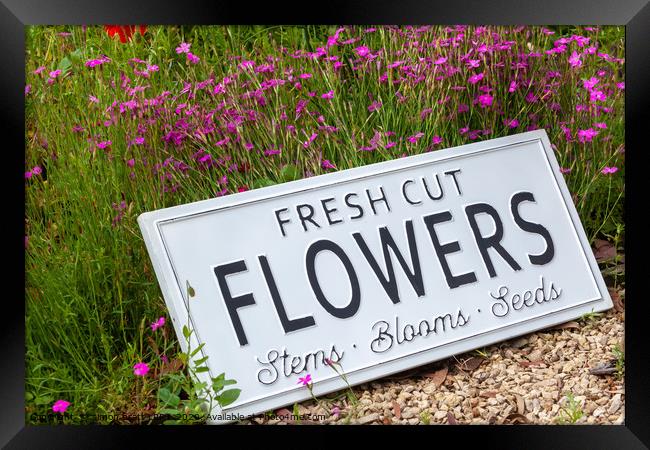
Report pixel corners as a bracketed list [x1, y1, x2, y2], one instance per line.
[138, 130, 612, 423]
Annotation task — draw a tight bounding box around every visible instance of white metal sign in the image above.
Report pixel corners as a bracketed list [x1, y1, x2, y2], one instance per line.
[138, 130, 612, 423]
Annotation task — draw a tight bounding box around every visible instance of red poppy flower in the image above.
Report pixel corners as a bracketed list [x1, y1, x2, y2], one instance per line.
[104, 25, 147, 43]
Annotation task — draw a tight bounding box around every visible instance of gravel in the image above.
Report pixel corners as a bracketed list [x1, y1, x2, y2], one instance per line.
[243, 306, 624, 425]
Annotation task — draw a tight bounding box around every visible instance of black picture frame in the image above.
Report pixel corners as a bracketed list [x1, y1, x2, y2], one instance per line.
[3, 1, 648, 448]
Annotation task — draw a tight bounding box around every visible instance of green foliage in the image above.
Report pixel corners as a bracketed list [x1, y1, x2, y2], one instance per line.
[612, 344, 625, 379]
[555, 393, 584, 424]
[157, 318, 240, 424]
[24, 24, 625, 421]
[578, 309, 604, 324]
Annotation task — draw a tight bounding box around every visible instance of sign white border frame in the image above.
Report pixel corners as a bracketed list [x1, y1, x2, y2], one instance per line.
[138, 129, 613, 423]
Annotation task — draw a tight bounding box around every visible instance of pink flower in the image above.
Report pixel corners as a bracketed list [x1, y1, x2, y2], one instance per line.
[508, 81, 518, 92]
[321, 159, 336, 169]
[89, 95, 99, 103]
[150, 316, 165, 331]
[407, 132, 424, 143]
[601, 166, 618, 175]
[33, 66, 46, 75]
[321, 90, 334, 99]
[468, 72, 484, 84]
[434, 56, 447, 65]
[466, 59, 481, 68]
[560, 167, 571, 174]
[577, 128, 598, 143]
[299, 73, 312, 79]
[176, 42, 191, 54]
[590, 90, 607, 102]
[186, 52, 200, 64]
[616, 82, 625, 90]
[97, 140, 112, 149]
[25, 171, 33, 179]
[264, 149, 281, 156]
[85, 57, 110, 68]
[583, 77, 599, 90]
[25, 84, 31, 95]
[52, 400, 70, 414]
[133, 362, 149, 376]
[32, 166, 42, 175]
[368, 100, 382, 112]
[595, 122, 607, 129]
[503, 118, 519, 128]
[303, 132, 318, 148]
[331, 406, 341, 417]
[478, 93, 493, 108]
[298, 374, 312, 386]
[354, 46, 370, 57]
[568, 51, 582, 68]
[49, 69, 62, 79]
[431, 136, 443, 145]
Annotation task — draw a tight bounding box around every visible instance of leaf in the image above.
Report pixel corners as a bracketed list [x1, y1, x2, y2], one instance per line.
[190, 342, 206, 357]
[159, 408, 181, 416]
[516, 394, 525, 415]
[392, 401, 401, 419]
[217, 388, 241, 407]
[194, 366, 210, 373]
[251, 178, 275, 189]
[158, 388, 180, 407]
[608, 287, 624, 312]
[160, 358, 184, 376]
[594, 239, 616, 261]
[182, 325, 191, 339]
[34, 395, 53, 405]
[280, 164, 301, 182]
[57, 56, 72, 75]
[504, 413, 530, 424]
[158, 387, 171, 401]
[518, 360, 544, 368]
[422, 366, 448, 388]
[147, 336, 160, 356]
[456, 356, 483, 372]
[193, 356, 209, 366]
[446, 411, 458, 425]
[69, 49, 83, 64]
[589, 360, 618, 375]
[186, 280, 195, 298]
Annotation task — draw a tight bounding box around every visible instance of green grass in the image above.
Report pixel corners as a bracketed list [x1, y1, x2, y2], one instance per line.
[25, 25, 624, 424]
[555, 392, 585, 424]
